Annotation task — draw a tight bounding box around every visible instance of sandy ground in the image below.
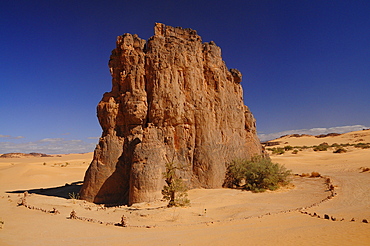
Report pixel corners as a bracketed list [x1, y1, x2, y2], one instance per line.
[0, 130, 370, 245]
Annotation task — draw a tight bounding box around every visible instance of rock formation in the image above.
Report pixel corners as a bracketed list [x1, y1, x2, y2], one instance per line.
[80, 23, 264, 206]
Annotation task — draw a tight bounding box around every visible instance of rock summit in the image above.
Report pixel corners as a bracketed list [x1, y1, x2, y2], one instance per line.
[80, 23, 264, 205]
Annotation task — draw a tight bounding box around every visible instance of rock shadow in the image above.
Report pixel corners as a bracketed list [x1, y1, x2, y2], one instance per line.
[6, 181, 83, 199]
[93, 159, 130, 207]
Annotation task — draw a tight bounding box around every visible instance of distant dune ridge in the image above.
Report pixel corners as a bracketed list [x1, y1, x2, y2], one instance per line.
[258, 125, 369, 142]
[79, 23, 264, 206]
[0, 152, 54, 158]
[264, 129, 370, 147]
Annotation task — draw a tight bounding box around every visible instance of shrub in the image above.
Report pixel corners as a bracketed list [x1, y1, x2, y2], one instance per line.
[68, 192, 80, 204]
[69, 192, 80, 200]
[162, 162, 190, 207]
[284, 145, 293, 151]
[331, 143, 340, 148]
[292, 149, 299, 154]
[224, 156, 292, 192]
[353, 143, 370, 149]
[271, 147, 285, 155]
[313, 143, 329, 151]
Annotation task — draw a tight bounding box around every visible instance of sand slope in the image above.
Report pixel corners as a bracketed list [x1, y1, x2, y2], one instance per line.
[269, 129, 370, 147]
[1, 131, 370, 245]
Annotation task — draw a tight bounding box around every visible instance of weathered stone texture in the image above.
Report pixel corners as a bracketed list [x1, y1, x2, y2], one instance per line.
[80, 23, 264, 205]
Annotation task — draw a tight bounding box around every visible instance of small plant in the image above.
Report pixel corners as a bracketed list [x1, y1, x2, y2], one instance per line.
[0, 219, 4, 229]
[292, 149, 299, 154]
[168, 208, 180, 222]
[224, 155, 292, 192]
[162, 161, 190, 207]
[61, 162, 69, 167]
[68, 192, 80, 203]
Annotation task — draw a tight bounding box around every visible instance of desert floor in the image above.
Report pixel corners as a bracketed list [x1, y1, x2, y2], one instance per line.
[0, 130, 370, 245]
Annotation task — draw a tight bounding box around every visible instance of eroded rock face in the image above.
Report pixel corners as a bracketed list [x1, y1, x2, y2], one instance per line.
[80, 23, 264, 205]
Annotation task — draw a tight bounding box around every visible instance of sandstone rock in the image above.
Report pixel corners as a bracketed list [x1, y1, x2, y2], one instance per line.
[80, 23, 264, 206]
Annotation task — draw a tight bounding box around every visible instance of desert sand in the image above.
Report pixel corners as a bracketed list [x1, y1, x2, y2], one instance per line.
[1, 130, 369, 245]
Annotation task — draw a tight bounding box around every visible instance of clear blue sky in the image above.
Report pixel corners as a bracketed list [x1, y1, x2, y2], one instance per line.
[1, 0, 369, 153]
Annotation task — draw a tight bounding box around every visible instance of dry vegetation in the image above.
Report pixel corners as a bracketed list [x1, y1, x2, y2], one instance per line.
[162, 161, 190, 207]
[267, 142, 370, 155]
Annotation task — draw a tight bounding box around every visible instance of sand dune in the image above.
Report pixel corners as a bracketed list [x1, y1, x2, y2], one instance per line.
[1, 131, 370, 245]
[268, 129, 370, 147]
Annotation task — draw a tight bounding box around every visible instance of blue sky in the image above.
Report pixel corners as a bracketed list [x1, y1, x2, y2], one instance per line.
[1, 0, 369, 153]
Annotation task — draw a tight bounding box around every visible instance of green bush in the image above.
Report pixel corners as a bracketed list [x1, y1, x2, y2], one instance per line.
[224, 156, 292, 193]
[162, 162, 190, 207]
[271, 147, 285, 155]
[292, 149, 299, 154]
[353, 143, 370, 149]
[284, 145, 293, 151]
[313, 143, 329, 151]
[330, 143, 340, 148]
